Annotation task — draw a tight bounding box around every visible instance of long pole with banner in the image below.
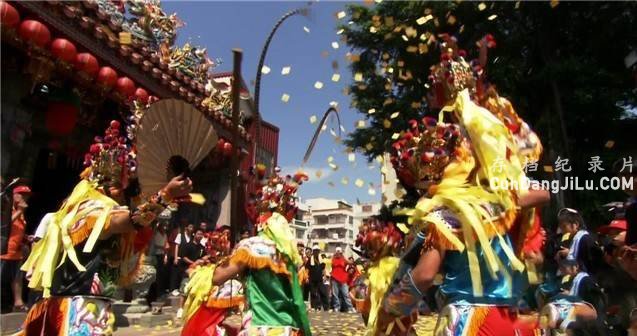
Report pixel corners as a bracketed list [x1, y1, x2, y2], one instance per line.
[230, 49, 243, 244]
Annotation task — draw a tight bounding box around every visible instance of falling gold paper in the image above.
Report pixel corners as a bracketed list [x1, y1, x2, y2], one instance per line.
[368, 108, 376, 114]
[261, 65, 271, 74]
[354, 72, 363, 81]
[315, 170, 323, 178]
[383, 119, 392, 128]
[328, 181, 335, 187]
[348, 153, 356, 162]
[543, 165, 554, 173]
[303, 26, 310, 33]
[354, 179, 364, 188]
[281, 66, 291, 75]
[368, 187, 376, 196]
[327, 156, 334, 163]
[336, 11, 346, 19]
[416, 15, 433, 25]
[331, 73, 341, 82]
[550, 0, 559, 8]
[314, 81, 324, 89]
[310, 115, 318, 124]
[488, 14, 498, 21]
[356, 120, 366, 129]
[281, 94, 290, 103]
[605, 140, 615, 149]
[341, 177, 349, 185]
[336, 28, 345, 35]
[329, 101, 339, 108]
[447, 15, 456, 25]
[119, 32, 132, 45]
[331, 41, 340, 49]
[478, 2, 487, 11]
[391, 133, 400, 140]
[321, 51, 329, 58]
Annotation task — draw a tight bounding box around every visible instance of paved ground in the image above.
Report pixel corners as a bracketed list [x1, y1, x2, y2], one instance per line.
[113, 311, 439, 336]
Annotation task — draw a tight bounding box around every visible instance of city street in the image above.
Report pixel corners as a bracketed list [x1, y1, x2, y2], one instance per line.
[113, 311, 439, 336]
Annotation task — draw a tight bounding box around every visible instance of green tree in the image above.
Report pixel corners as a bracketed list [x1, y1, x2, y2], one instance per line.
[341, 1, 637, 226]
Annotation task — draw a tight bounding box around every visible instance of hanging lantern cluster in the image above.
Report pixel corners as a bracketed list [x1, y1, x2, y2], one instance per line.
[216, 138, 234, 157]
[6, 3, 152, 104]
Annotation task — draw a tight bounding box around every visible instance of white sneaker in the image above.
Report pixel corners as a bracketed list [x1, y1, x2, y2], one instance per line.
[176, 308, 183, 319]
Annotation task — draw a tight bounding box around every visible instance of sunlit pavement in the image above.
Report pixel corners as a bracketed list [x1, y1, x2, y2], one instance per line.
[112, 311, 439, 336]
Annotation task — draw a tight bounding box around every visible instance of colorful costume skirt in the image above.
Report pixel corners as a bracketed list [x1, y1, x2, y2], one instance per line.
[20, 296, 115, 336]
[539, 299, 596, 332]
[435, 302, 539, 336]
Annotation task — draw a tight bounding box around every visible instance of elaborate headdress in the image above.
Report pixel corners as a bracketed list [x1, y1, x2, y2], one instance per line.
[82, 120, 136, 189]
[390, 117, 464, 192]
[250, 166, 309, 223]
[355, 218, 403, 262]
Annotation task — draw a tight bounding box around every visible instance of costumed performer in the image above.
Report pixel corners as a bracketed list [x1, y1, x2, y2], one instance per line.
[208, 167, 311, 336]
[365, 34, 550, 336]
[19, 119, 193, 336]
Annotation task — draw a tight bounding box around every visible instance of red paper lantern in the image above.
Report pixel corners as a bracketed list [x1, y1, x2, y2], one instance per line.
[116, 77, 135, 97]
[50, 38, 77, 63]
[75, 53, 99, 77]
[46, 101, 79, 136]
[134, 87, 149, 103]
[18, 20, 50, 47]
[96, 66, 118, 88]
[216, 138, 226, 153]
[222, 142, 233, 157]
[1, 1, 20, 28]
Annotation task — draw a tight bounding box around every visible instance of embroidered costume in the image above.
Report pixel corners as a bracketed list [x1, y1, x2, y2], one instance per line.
[182, 169, 311, 336]
[360, 34, 546, 336]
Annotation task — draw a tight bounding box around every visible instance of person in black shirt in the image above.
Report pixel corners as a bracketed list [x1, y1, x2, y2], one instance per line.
[555, 208, 602, 274]
[180, 229, 205, 269]
[306, 245, 329, 311]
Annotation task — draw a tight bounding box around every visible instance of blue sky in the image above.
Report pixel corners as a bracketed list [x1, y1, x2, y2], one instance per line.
[163, 1, 381, 204]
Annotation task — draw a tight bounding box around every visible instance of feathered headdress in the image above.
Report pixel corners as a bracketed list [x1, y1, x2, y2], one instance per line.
[250, 166, 309, 223]
[82, 120, 136, 189]
[390, 117, 464, 192]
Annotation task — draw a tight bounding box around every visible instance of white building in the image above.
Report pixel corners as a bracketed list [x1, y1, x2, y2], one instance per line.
[303, 198, 356, 256]
[290, 203, 311, 246]
[353, 202, 382, 229]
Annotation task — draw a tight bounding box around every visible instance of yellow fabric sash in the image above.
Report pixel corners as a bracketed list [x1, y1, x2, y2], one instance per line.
[183, 264, 216, 321]
[21, 180, 118, 297]
[366, 256, 400, 336]
[261, 212, 302, 266]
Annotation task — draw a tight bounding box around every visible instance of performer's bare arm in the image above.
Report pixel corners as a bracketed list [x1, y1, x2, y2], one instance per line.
[212, 261, 245, 286]
[519, 189, 550, 209]
[411, 247, 444, 292]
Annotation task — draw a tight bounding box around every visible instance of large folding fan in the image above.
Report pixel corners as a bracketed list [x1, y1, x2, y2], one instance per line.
[136, 99, 218, 198]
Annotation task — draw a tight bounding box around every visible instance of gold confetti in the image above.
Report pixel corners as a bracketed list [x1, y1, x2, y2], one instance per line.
[419, 43, 429, 54]
[329, 101, 339, 108]
[321, 51, 329, 58]
[336, 11, 346, 19]
[406, 46, 418, 53]
[478, 2, 487, 11]
[368, 187, 376, 196]
[488, 14, 498, 21]
[119, 32, 131, 45]
[315, 170, 323, 178]
[376, 155, 384, 164]
[401, 35, 409, 42]
[416, 15, 433, 25]
[605, 140, 615, 148]
[310, 115, 317, 124]
[447, 15, 456, 25]
[356, 120, 366, 129]
[550, 0, 559, 8]
[281, 93, 290, 103]
[314, 81, 324, 89]
[369, 26, 377, 33]
[327, 156, 334, 163]
[350, 54, 361, 62]
[355, 179, 365, 188]
[303, 26, 310, 33]
[354, 72, 363, 81]
[331, 73, 341, 82]
[348, 153, 356, 162]
[383, 119, 391, 128]
[515, 1, 521, 9]
[341, 177, 349, 185]
[328, 181, 335, 187]
[281, 66, 291, 75]
[336, 28, 345, 35]
[384, 16, 394, 27]
[365, 143, 374, 151]
[368, 108, 376, 114]
[331, 41, 340, 49]
[329, 162, 339, 171]
[391, 133, 400, 140]
[261, 65, 271, 74]
[543, 165, 554, 173]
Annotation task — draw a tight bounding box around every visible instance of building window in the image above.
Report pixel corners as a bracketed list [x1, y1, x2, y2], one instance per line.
[349, 231, 353, 238]
[348, 216, 353, 224]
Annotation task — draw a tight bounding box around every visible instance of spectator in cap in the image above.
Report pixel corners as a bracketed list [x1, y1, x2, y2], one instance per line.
[330, 246, 354, 313]
[0, 185, 31, 312]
